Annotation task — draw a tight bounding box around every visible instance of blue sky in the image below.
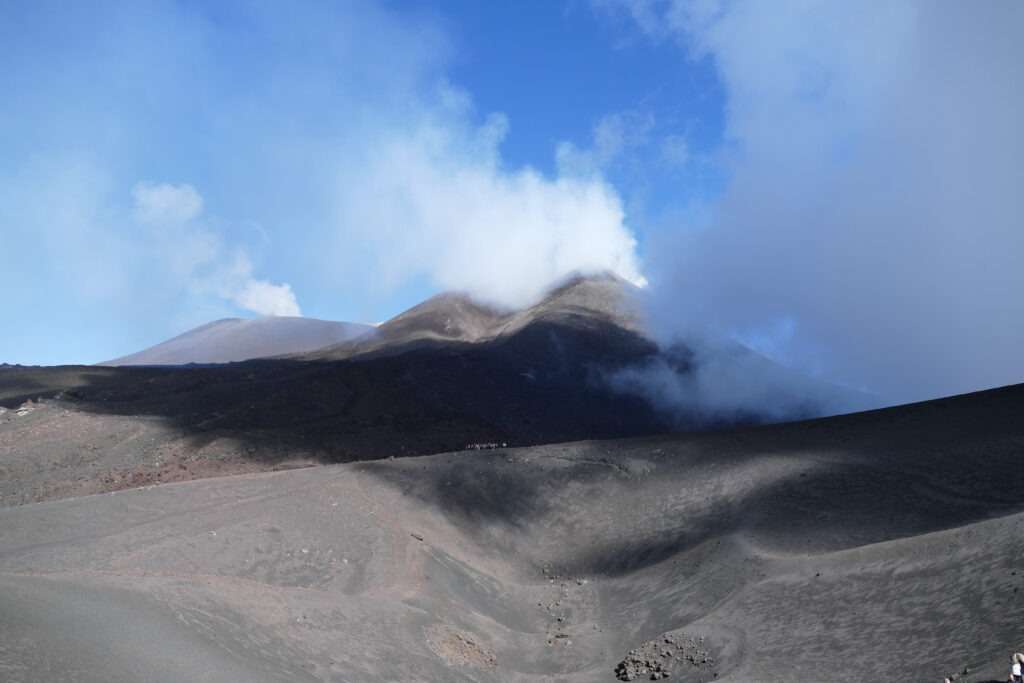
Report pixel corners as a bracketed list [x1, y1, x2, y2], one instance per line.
[1, 0, 724, 362]
[1, 1, 1022, 405]
[432, 1, 725, 172]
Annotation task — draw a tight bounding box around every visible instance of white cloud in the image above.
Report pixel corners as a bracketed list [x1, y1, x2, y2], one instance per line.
[203, 251, 302, 317]
[232, 280, 301, 317]
[132, 182, 203, 225]
[128, 181, 303, 318]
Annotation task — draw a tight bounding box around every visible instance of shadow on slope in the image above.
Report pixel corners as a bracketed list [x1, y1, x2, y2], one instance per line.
[0, 317, 668, 469]
[358, 382, 1024, 682]
[361, 382, 1024, 577]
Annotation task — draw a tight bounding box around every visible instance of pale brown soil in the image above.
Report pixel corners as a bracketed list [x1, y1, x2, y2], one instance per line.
[426, 624, 498, 669]
[0, 397, 315, 506]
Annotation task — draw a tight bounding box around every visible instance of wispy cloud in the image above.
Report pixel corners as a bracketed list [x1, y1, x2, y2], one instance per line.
[129, 184, 301, 317]
[556, 110, 656, 178]
[659, 134, 689, 168]
[132, 182, 204, 226]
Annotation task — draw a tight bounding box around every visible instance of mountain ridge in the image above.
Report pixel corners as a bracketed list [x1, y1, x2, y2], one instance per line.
[102, 316, 373, 366]
[301, 271, 644, 361]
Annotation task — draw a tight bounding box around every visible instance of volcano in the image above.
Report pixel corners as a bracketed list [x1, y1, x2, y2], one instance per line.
[103, 316, 373, 366]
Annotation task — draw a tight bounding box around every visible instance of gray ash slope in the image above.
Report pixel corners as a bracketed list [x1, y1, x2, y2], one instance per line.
[102, 316, 373, 366]
[1, 382, 1022, 682]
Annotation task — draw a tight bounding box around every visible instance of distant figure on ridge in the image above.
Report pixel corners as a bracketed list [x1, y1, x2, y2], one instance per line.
[1011, 652, 1023, 683]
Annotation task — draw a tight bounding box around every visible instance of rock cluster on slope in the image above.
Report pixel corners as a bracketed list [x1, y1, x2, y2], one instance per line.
[615, 632, 716, 681]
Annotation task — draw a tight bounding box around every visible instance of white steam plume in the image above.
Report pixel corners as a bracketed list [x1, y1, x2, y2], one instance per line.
[336, 93, 647, 310]
[607, 0, 1024, 406]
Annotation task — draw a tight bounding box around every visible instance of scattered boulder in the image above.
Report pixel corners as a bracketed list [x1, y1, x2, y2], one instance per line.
[465, 442, 508, 451]
[615, 632, 716, 681]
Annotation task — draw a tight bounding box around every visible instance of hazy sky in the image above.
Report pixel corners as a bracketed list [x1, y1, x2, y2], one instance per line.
[1, 1, 1021, 405]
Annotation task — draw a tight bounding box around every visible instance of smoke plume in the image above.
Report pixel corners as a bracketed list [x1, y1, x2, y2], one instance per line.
[611, 0, 1024, 407]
